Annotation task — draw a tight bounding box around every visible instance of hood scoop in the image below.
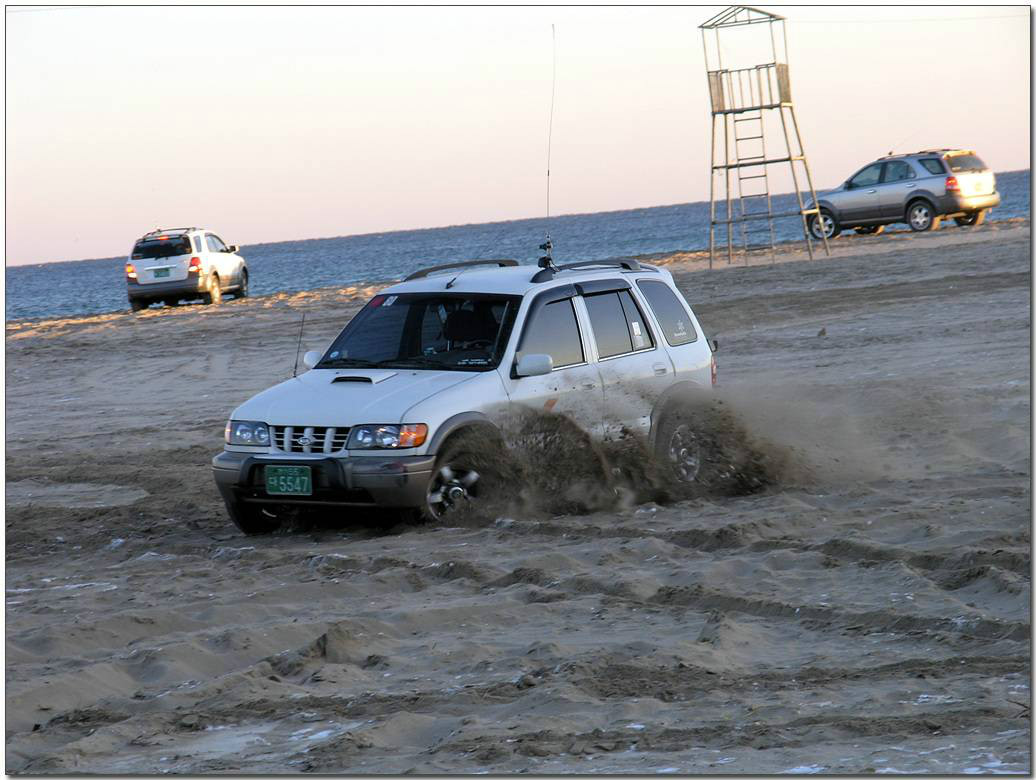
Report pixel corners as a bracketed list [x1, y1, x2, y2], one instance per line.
[331, 370, 397, 385]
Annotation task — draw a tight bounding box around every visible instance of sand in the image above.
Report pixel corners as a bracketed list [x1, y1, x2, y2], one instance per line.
[5, 220, 1031, 773]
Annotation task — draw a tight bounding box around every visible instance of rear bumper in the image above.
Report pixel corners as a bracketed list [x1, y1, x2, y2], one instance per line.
[127, 274, 208, 301]
[941, 191, 1001, 215]
[211, 450, 435, 509]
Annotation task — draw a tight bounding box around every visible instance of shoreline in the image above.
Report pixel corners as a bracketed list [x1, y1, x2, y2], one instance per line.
[6, 217, 1030, 332]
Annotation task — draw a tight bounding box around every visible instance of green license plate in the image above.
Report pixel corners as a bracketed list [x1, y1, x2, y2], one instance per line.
[265, 465, 312, 496]
[153, 267, 170, 278]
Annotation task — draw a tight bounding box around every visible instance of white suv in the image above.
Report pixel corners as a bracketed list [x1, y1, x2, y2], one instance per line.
[126, 227, 249, 312]
[212, 258, 717, 534]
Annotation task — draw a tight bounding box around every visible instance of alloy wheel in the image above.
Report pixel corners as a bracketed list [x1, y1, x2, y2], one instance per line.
[812, 214, 835, 240]
[426, 463, 481, 518]
[668, 424, 703, 483]
[909, 203, 932, 230]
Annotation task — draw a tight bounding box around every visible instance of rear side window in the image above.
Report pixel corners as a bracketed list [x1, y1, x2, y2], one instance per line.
[520, 298, 583, 368]
[192, 236, 203, 253]
[945, 154, 987, 172]
[131, 236, 192, 259]
[585, 292, 633, 358]
[637, 280, 699, 346]
[919, 158, 945, 175]
[884, 161, 916, 182]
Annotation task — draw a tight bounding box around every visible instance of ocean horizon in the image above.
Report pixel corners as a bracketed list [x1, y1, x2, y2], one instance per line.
[6, 169, 1029, 322]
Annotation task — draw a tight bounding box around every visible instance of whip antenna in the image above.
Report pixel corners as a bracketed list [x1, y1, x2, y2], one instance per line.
[291, 312, 306, 378]
[538, 23, 557, 271]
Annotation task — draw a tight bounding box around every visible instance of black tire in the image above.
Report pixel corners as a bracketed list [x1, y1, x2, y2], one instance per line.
[854, 225, 885, 235]
[955, 209, 987, 227]
[204, 274, 222, 305]
[236, 269, 249, 298]
[164, 299, 180, 307]
[225, 499, 282, 535]
[808, 210, 841, 240]
[906, 200, 940, 232]
[654, 408, 710, 493]
[130, 299, 147, 313]
[423, 429, 511, 522]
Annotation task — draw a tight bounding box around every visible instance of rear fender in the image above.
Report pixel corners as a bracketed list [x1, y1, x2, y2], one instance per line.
[648, 381, 710, 450]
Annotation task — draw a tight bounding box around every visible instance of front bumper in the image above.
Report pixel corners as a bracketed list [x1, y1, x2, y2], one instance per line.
[212, 450, 435, 509]
[941, 191, 1001, 215]
[127, 274, 209, 301]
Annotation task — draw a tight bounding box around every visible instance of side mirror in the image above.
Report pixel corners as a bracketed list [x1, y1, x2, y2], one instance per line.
[710, 338, 719, 352]
[844, 181, 853, 190]
[515, 353, 553, 377]
[302, 350, 321, 370]
[227, 245, 239, 253]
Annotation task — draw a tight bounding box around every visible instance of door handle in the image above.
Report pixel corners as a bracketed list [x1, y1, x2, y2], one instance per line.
[653, 363, 668, 376]
[905, 183, 917, 188]
[583, 383, 597, 390]
[866, 189, 877, 194]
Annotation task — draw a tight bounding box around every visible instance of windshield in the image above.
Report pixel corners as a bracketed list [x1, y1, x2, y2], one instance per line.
[132, 237, 192, 259]
[319, 293, 521, 372]
[945, 154, 987, 173]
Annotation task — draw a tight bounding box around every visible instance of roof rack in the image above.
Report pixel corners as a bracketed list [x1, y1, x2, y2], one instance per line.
[403, 258, 518, 282]
[531, 258, 657, 283]
[142, 227, 198, 237]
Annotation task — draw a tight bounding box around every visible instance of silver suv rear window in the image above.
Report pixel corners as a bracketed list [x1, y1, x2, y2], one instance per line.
[132, 236, 192, 259]
[945, 154, 987, 172]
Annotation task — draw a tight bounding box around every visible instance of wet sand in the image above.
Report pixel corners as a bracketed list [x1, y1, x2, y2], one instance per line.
[5, 220, 1031, 773]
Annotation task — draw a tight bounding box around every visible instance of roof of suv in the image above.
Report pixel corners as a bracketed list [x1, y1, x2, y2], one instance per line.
[381, 262, 668, 297]
[878, 149, 976, 161]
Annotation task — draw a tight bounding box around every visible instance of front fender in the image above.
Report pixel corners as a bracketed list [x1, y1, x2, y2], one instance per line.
[425, 412, 499, 455]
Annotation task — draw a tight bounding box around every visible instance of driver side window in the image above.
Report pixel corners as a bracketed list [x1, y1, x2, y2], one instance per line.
[850, 163, 883, 188]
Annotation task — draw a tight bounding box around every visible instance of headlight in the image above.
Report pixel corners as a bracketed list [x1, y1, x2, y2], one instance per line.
[347, 424, 428, 450]
[225, 420, 271, 446]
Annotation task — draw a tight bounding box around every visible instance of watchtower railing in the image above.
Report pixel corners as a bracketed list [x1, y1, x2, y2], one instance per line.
[707, 63, 791, 114]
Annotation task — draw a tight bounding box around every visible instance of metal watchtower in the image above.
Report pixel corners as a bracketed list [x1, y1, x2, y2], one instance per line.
[700, 6, 829, 267]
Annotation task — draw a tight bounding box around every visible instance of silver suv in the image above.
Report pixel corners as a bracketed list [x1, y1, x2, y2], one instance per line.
[126, 227, 249, 311]
[808, 149, 1000, 238]
[212, 258, 717, 534]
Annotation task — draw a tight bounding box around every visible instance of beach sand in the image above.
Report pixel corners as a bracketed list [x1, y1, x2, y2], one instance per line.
[5, 221, 1030, 773]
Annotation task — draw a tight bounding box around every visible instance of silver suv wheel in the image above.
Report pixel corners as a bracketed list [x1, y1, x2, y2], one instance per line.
[908, 202, 935, 231]
[810, 212, 837, 240]
[667, 423, 702, 483]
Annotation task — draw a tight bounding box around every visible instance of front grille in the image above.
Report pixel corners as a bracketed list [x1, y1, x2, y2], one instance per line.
[271, 425, 350, 454]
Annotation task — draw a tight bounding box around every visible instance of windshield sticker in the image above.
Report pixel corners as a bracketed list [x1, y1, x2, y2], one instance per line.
[383, 295, 398, 307]
[457, 357, 491, 366]
[329, 350, 340, 359]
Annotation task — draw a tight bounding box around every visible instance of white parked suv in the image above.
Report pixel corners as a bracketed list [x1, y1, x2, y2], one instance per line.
[126, 227, 249, 312]
[212, 258, 717, 534]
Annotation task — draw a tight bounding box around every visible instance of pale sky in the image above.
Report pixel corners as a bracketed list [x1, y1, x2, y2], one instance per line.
[5, 5, 1030, 265]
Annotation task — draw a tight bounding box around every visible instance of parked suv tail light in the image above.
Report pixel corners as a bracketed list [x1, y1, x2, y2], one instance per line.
[188, 256, 202, 273]
[945, 176, 960, 192]
[125, 263, 137, 279]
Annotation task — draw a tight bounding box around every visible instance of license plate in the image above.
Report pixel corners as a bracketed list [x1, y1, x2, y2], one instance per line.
[265, 465, 312, 495]
[153, 268, 170, 278]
